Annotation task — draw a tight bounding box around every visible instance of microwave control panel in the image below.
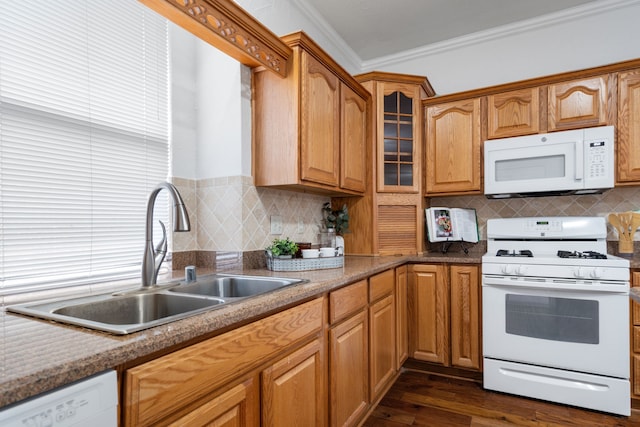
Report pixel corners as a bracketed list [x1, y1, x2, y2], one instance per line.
[587, 140, 607, 178]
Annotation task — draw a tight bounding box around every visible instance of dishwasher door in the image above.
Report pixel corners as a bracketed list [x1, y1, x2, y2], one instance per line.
[0, 370, 117, 427]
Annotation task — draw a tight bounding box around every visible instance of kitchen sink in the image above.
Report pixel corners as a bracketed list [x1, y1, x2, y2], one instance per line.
[7, 274, 307, 335]
[8, 290, 225, 335]
[169, 274, 307, 298]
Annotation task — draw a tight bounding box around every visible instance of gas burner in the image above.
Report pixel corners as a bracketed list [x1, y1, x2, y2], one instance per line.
[557, 250, 607, 259]
[496, 249, 534, 257]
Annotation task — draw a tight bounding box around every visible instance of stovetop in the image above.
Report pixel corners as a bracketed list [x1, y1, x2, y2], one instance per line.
[483, 216, 630, 272]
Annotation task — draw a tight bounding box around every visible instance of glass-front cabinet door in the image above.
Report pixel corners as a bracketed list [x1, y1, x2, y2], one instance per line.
[379, 83, 422, 192]
[379, 91, 416, 191]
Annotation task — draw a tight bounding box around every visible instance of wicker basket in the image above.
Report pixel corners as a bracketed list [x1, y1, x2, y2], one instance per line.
[266, 253, 344, 271]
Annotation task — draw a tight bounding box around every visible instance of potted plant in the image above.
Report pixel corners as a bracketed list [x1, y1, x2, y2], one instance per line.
[322, 203, 349, 255]
[266, 237, 299, 259]
[322, 202, 349, 235]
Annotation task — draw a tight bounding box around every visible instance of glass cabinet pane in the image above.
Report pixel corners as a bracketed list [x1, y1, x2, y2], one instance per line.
[382, 91, 415, 188]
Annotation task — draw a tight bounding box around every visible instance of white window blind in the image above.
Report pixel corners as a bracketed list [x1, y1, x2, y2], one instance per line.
[0, 0, 170, 294]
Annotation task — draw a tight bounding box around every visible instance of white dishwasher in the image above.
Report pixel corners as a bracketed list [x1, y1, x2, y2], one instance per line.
[0, 370, 117, 427]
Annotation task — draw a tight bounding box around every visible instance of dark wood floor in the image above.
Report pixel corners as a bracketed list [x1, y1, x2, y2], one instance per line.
[363, 370, 640, 426]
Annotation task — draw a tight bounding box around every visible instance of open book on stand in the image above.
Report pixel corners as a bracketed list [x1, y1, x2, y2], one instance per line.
[425, 207, 479, 243]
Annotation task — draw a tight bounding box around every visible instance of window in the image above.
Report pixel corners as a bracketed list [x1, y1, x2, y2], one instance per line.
[0, 1, 169, 295]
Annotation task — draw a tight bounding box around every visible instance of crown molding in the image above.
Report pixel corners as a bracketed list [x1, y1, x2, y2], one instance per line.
[290, 0, 362, 72]
[360, 0, 640, 71]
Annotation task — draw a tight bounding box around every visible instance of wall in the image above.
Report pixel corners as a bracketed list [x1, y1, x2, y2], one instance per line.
[169, 22, 328, 254]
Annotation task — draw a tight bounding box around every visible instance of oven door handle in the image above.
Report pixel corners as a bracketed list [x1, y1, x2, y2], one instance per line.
[482, 275, 629, 294]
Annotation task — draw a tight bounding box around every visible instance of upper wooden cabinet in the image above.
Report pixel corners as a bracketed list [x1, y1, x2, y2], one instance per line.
[425, 98, 483, 195]
[341, 83, 368, 192]
[300, 52, 341, 187]
[618, 68, 640, 184]
[487, 87, 542, 139]
[548, 75, 615, 131]
[253, 31, 369, 196]
[337, 72, 433, 256]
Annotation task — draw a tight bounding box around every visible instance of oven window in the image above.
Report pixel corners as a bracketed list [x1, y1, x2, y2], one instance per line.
[505, 294, 599, 344]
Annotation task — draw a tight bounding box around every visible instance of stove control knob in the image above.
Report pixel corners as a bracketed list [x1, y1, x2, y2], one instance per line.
[590, 267, 603, 279]
[573, 267, 586, 278]
[516, 265, 528, 275]
[501, 264, 513, 274]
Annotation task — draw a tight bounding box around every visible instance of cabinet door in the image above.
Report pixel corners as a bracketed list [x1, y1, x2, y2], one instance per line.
[425, 98, 482, 195]
[488, 87, 541, 138]
[329, 310, 369, 427]
[633, 271, 640, 326]
[262, 338, 326, 427]
[395, 265, 409, 369]
[408, 264, 449, 365]
[449, 265, 481, 370]
[378, 82, 422, 192]
[548, 75, 612, 131]
[167, 378, 258, 427]
[341, 83, 367, 192]
[618, 69, 640, 183]
[369, 293, 397, 400]
[631, 271, 640, 399]
[300, 51, 340, 187]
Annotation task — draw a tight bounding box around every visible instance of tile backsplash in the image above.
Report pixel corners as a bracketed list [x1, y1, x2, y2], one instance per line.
[430, 186, 640, 241]
[171, 176, 640, 267]
[172, 176, 329, 254]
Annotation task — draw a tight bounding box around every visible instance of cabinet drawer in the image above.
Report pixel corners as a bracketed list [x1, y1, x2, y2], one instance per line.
[329, 280, 367, 324]
[369, 269, 395, 302]
[124, 297, 324, 427]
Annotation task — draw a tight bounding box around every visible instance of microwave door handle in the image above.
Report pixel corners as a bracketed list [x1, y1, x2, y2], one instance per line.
[575, 141, 584, 181]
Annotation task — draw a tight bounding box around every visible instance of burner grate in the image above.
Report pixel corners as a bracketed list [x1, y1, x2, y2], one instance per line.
[557, 250, 607, 259]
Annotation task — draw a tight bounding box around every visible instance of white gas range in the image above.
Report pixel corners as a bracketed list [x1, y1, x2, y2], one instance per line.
[482, 216, 630, 416]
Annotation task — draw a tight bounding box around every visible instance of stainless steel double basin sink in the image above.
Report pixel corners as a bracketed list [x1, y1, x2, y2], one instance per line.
[7, 274, 307, 334]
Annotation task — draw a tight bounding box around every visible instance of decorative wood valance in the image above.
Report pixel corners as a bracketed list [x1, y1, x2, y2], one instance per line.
[140, 0, 291, 77]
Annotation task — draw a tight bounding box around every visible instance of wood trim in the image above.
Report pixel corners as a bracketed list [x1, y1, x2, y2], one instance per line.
[423, 57, 640, 105]
[355, 71, 436, 97]
[140, 0, 291, 77]
[281, 31, 370, 99]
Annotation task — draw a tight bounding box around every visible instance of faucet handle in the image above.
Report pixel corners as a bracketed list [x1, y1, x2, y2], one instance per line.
[154, 220, 167, 256]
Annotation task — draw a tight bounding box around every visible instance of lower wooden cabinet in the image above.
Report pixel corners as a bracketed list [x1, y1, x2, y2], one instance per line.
[395, 265, 409, 369]
[631, 271, 640, 399]
[329, 309, 369, 426]
[408, 263, 481, 371]
[328, 268, 404, 426]
[369, 269, 398, 401]
[262, 338, 326, 426]
[167, 377, 258, 427]
[123, 297, 324, 427]
[122, 267, 409, 427]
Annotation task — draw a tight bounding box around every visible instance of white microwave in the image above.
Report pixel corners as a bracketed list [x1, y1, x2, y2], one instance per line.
[484, 126, 614, 198]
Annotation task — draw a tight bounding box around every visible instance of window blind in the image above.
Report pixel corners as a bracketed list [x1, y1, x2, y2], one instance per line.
[0, 0, 170, 294]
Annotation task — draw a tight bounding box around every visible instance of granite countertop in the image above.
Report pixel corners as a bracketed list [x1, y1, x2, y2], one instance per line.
[0, 253, 483, 408]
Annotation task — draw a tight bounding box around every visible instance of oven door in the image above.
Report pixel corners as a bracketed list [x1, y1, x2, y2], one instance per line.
[483, 278, 629, 379]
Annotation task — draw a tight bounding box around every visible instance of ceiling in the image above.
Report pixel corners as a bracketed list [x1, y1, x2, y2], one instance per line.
[300, 0, 600, 62]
